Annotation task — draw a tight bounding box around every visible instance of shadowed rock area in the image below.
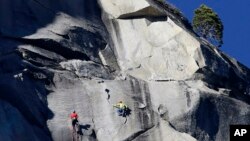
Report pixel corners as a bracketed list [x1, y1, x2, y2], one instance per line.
[0, 0, 249, 141]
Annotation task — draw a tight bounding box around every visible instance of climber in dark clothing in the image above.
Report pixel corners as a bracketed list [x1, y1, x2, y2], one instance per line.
[70, 111, 79, 131]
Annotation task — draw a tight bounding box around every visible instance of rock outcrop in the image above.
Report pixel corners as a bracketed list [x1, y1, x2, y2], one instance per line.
[0, 0, 249, 141]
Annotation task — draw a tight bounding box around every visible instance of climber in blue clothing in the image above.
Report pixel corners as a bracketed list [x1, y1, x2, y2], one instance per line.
[113, 101, 128, 116]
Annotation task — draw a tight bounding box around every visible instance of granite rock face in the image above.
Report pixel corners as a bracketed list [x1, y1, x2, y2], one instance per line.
[0, 0, 250, 141]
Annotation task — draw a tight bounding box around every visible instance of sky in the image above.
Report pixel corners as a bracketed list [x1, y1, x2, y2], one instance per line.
[167, 0, 250, 68]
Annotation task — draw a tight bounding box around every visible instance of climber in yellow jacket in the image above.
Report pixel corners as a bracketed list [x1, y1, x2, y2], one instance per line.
[113, 101, 127, 116]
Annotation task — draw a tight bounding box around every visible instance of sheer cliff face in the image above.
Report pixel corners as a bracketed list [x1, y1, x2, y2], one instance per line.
[0, 0, 250, 141]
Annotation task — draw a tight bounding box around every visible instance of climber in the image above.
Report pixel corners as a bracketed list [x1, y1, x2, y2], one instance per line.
[113, 101, 128, 116]
[70, 110, 79, 132]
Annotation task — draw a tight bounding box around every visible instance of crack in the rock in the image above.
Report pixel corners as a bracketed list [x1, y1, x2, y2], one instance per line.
[49, 30, 70, 40]
[2, 36, 91, 61]
[104, 88, 111, 103]
[123, 125, 156, 141]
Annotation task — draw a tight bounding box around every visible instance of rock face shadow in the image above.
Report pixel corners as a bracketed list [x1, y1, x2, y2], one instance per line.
[74, 123, 96, 140]
[195, 97, 219, 141]
[121, 107, 132, 118]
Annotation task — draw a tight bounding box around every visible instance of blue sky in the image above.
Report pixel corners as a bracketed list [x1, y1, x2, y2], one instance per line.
[167, 0, 250, 68]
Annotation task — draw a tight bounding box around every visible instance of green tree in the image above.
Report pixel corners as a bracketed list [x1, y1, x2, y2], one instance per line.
[192, 4, 224, 47]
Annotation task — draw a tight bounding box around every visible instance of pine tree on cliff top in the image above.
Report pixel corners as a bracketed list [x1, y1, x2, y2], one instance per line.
[192, 4, 224, 47]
